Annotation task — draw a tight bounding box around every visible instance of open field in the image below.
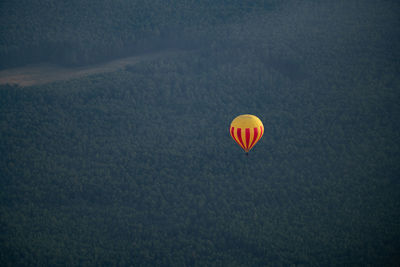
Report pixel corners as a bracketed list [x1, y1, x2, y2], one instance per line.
[0, 50, 181, 87]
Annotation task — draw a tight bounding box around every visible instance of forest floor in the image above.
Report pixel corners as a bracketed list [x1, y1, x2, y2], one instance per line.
[0, 49, 182, 87]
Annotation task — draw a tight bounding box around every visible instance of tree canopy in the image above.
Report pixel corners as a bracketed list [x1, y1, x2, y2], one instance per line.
[1, 0, 399, 266]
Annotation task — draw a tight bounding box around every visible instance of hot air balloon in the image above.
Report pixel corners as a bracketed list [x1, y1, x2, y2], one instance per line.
[230, 114, 264, 155]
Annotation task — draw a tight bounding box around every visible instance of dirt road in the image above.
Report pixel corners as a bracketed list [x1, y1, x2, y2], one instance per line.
[0, 50, 181, 87]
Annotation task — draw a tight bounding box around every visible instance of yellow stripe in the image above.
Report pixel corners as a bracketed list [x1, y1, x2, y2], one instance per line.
[234, 127, 245, 150]
[247, 127, 256, 150]
[256, 126, 263, 144]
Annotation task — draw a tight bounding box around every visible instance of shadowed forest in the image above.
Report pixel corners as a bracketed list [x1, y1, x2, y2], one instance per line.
[1, 0, 400, 266]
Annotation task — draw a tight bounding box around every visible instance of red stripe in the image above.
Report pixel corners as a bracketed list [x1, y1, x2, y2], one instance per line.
[245, 128, 250, 149]
[237, 128, 246, 150]
[248, 127, 259, 149]
[230, 127, 241, 147]
[260, 125, 264, 138]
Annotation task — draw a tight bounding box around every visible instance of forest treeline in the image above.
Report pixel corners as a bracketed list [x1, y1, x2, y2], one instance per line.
[1, 0, 400, 266]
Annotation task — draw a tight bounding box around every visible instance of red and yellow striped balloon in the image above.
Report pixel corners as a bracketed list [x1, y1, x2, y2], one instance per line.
[230, 114, 264, 153]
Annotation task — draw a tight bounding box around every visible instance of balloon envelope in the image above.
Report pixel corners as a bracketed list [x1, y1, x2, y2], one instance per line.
[230, 114, 264, 152]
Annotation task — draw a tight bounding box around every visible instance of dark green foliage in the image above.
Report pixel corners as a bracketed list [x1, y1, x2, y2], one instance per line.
[0, 0, 278, 68]
[1, 0, 400, 266]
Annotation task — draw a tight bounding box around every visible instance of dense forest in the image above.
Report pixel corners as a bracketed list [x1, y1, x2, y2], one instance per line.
[0, 0, 279, 68]
[1, 0, 400, 266]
